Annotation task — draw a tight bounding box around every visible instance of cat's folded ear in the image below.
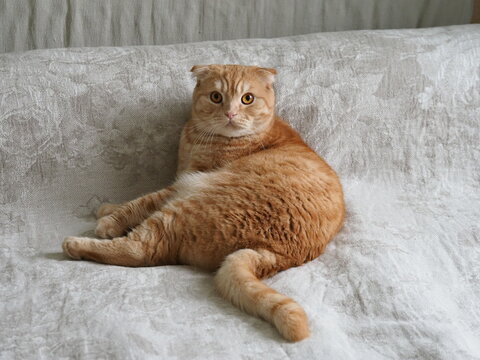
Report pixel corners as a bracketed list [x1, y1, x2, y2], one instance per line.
[255, 67, 277, 84]
[190, 65, 219, 81]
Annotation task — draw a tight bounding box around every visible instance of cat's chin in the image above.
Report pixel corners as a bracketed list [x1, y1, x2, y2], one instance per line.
[214, 128, 254, 138]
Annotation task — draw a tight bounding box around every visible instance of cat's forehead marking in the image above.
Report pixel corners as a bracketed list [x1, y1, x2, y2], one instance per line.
[220, 79, 228, 92]
[233, 80, 250, 95]
[214, 80, 222, 90]
[219, 71, 252, 95]
[234, 80, 242, 94]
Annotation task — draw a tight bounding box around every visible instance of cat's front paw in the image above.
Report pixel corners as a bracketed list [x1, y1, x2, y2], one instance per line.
[62, 236, 84, 260]
[96, 203, 121, 219]
[95, 216, 125, 239]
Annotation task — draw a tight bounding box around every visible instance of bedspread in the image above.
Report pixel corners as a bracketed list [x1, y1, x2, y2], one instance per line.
[1, 25, 479, 359]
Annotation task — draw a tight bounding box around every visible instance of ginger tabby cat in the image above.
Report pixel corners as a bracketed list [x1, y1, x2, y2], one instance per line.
[62, 64, 345, 342]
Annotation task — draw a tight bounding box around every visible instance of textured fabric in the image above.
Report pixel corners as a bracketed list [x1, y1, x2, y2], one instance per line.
[1, 25, 480, 359]
[0, 0, 475, 53]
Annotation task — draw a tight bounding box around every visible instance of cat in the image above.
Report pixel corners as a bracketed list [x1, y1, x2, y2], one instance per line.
[62, 64, 345, 342]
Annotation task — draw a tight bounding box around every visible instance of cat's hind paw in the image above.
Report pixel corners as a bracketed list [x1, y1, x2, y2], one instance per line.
[95, 216, 125, 239]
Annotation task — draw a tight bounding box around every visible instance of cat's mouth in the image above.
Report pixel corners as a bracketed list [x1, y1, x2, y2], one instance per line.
[225, 120, 241, 129]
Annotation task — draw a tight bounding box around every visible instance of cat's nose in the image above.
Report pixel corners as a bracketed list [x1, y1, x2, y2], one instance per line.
[225, 112, 237, 120]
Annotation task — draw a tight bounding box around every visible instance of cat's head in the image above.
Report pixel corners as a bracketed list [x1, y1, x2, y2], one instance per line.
[190, 64, 276, 138]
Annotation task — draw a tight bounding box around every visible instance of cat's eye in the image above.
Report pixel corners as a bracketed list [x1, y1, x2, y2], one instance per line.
[241, 93, 254, 105]
[210, 91, 223, 104]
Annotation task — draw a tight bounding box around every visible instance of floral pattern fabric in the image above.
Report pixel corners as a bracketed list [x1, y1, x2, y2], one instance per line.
[0, 25, 479, 359]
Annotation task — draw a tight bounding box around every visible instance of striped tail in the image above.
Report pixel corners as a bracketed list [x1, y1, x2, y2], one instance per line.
[214, 249, 309, 342]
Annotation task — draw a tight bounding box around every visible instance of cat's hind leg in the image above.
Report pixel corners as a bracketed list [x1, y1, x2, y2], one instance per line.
[64, 211, 177, 267]
[95, 187, 174, 238]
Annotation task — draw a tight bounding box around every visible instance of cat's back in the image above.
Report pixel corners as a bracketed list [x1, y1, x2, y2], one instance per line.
[230, 118, 341, 193]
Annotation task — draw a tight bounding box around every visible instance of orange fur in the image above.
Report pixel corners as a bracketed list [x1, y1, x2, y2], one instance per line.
[63, 64, 345, 342]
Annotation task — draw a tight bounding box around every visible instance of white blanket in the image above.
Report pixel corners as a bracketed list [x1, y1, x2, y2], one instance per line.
[1, 25, 479, 359]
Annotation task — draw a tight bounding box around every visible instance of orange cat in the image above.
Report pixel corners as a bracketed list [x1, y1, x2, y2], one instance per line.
[62, 64, 345, 342]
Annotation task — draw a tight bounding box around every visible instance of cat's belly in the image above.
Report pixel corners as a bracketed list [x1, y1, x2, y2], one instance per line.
[162, 165, 344, 270]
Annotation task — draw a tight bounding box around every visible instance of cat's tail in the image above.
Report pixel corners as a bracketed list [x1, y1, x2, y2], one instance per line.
[214, 249, 309, 342]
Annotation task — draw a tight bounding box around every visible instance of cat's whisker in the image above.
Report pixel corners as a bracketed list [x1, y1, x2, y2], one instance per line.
[191, 127, 212, 149]
[193, 122, 222, 150]
[196, 129, 210, 147]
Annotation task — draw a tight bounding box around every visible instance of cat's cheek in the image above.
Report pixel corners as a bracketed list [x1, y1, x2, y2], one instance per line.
[198, 108, 216, 119]
[194, 97, 217, 114]
[246, 106, 269, 120]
